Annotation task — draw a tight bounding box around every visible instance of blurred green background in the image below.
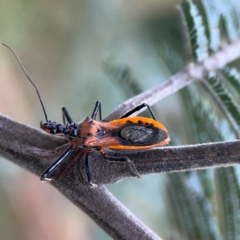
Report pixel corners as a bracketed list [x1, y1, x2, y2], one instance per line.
[0, 1, 185, 239]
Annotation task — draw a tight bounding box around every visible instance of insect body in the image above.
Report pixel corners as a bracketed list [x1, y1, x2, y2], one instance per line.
[40, 102, 170, 186]
[3, 43, 170, 187]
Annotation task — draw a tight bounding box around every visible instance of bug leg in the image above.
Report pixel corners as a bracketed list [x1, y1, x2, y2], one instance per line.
[120, 103, 156, 120]
[41, 146, 74, 181]
[62, 107, 74, 125]
[102, 154, 141, 178]
[85, 153, 97, 188]
[91, 101, 102, 121]
[58, 148, 85, 180]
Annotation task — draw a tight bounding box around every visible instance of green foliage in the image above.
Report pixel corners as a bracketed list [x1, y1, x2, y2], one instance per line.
[157, 43, 184, 74]
[103, 60, 142, 99]
[168, 0, 240, 237]
[200, 0, 221, 52]
[168, 83, 240, 239]
[180, 85, 225, 143]
[219, 0, 240, 41]
[206, 72, 240, 132]
[167, 0, 240, 238]
[167, 172, 220, 240]
[220, 67, 240, 97]
[215, 167, 240, 239]
[178, 0, 208, 62]
[104, 0, 240, 239]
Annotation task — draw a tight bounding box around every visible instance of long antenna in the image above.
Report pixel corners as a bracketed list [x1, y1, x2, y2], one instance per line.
[2, 43, 49, 122]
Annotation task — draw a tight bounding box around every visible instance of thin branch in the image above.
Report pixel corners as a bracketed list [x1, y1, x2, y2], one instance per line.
[0, 114, 162, 240]
[104, 40, 240, 121]
[1, 113, 240, 238]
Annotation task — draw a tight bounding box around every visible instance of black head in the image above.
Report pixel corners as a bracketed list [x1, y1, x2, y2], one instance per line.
[40, 121, 65, 135]
[41, 120, 79, 138]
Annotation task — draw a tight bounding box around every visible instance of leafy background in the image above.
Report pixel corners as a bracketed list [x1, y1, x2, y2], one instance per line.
[1, 0, 240, 239]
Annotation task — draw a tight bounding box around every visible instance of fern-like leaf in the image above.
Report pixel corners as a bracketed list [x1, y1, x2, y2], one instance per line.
[200, 0, 221, 52]
[206, 72, 240, 133]
[178, 0, 208, 62]
[103, 60, 142, 99]
[215, 167, 240, 239]
[167, 173, 220, 240]
[219, 67, 240, 98]
[180, 86, 225, 143]
[219, 0, 240, 41]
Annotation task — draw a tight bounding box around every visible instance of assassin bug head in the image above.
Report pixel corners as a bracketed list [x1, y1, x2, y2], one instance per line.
[40, 121, 65, 134]
[2, 43, 67, 135]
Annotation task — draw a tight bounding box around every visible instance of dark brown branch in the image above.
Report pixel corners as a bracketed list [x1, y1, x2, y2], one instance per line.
[1, 113, 240, 238]
[0, 114, 163, 240]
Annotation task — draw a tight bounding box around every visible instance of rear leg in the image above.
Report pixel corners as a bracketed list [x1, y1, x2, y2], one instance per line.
[41, 146, 74, 181]
[120, 103, 156, 120]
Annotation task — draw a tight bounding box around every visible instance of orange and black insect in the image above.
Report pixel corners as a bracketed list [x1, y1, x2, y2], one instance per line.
[3, 43, 170, 187]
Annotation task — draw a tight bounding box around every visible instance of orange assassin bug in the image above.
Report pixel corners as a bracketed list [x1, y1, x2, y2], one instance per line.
[3, 43, 170, 187]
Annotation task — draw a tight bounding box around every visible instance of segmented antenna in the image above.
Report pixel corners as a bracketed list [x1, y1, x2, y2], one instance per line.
[2, 43, 49, 122]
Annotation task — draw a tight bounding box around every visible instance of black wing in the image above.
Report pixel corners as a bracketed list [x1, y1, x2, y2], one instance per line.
[113, 123, 168, 146]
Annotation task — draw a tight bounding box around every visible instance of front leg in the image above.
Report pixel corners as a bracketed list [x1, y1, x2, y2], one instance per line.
[84, 151, 98, 188]
[41, 146, 74, 181]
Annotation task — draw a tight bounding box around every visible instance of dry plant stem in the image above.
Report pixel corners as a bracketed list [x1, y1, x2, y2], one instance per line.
[104, 40, 240, 122]
[54, 184, 162, 240]
[0, 114, 162, 240]
[1, 114, 240, 183]
[1, 115, 240, 239]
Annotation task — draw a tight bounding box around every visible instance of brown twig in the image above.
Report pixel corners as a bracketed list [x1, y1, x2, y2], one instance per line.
[1, 112, 240, 239]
